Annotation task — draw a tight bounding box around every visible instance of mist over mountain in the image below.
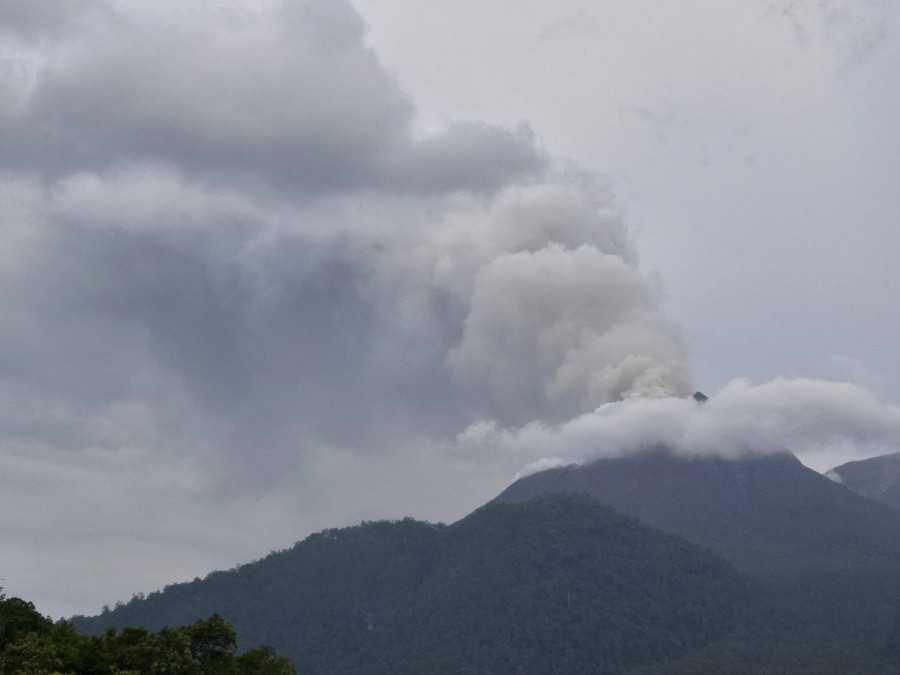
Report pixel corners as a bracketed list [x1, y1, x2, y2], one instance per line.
[462, 379, 900, 479]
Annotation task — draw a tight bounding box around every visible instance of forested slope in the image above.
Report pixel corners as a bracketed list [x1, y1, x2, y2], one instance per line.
[498, 450, 900, 573]
[76, 495, 747, 675]
[498, 450, 900, 671]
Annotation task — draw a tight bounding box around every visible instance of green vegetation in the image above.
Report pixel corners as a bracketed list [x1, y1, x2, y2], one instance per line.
[71, 453, 900, 673]
[0, 590, 294, 675]
[498, 451, 900, 574]
[499, 452, 900, 672]
[74, 496, 748, 675]
[23, 449, 900, 673]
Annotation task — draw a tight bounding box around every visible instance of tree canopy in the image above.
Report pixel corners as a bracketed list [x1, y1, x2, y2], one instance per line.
[74, 496, 749, 674]
[0, 589, 294, 675]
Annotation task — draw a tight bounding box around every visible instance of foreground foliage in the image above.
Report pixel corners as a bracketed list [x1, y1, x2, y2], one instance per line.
[0, 592, 294, 675]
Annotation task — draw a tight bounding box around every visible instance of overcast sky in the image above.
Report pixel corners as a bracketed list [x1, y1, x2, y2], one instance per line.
[1, 0, 899, 618]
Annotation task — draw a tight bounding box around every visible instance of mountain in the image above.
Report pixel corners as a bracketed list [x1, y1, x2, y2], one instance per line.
[827, 451, 900, 511]
[73, 451, 900, 673]
[74, 495, 747, 675]
[494, 450, 900, 672]
[497, 449, 900, 574]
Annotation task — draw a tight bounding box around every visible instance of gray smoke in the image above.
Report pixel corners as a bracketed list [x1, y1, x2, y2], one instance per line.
[0, 165, 688, 487]
[0, 0, 691, 615]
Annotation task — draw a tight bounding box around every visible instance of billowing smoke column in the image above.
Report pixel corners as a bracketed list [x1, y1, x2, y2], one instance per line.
[0, 168, 690, 482]
[441, 185, 692, 425]
[0, 0, 896, 494]
[0, 0, 690, 495]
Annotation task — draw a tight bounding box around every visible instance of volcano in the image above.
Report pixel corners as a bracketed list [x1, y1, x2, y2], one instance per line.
[496, 448, 900, 574]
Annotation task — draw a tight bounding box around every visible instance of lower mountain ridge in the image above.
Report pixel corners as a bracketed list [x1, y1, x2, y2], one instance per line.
[74, 495, 746, 675]
[828, 450, 900, 511]
[74, 449, 900, 674]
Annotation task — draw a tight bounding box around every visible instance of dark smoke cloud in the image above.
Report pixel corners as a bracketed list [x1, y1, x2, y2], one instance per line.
[0, 0, 543, 193]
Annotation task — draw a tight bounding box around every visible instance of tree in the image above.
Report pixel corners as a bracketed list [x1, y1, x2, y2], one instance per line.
[0, 592, 52, 653]
[236, 647, 296, 675]
[0, 590, 295, 675]
[188, 614, 237, 667]
[0, 631, 64, 674]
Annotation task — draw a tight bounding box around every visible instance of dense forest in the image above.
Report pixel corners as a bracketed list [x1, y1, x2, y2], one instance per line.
[498, 451, 900, 574]
[498, 451, 900, 672]
[72, 453, 900, 673]
[0, 591, 294, 674]
[75, 496, 748, 674]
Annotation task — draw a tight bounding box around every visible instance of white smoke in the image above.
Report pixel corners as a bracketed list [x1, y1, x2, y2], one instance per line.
[459, 377, 900, 475]
[447, 243, 690, 424]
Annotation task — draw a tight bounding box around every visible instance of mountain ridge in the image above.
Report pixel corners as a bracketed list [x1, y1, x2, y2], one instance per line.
[74, 495, 747, 675]
[72, 447, 900, 673]
[828, 451, 900, 511]
[496, 448, 900, 574]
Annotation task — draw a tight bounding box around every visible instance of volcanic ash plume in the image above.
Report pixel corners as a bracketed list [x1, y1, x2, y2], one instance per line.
[460, 377, 900, 475]
[0, 0, 691, 493]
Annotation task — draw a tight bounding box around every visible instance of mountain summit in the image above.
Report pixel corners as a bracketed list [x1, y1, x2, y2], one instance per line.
[496, 448, 900, 573]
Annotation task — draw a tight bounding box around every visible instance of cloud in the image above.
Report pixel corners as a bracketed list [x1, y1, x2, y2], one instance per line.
[460, 378, 900, 475]
[538, 9, 604, 41]
[0, 0, 101, 40]
[0, 0, 543, 193]
[0, 0, 685, 612]
[1, 160, 679, 485]
[0, 0, 680, 611]
[767, 0, 890, 68]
